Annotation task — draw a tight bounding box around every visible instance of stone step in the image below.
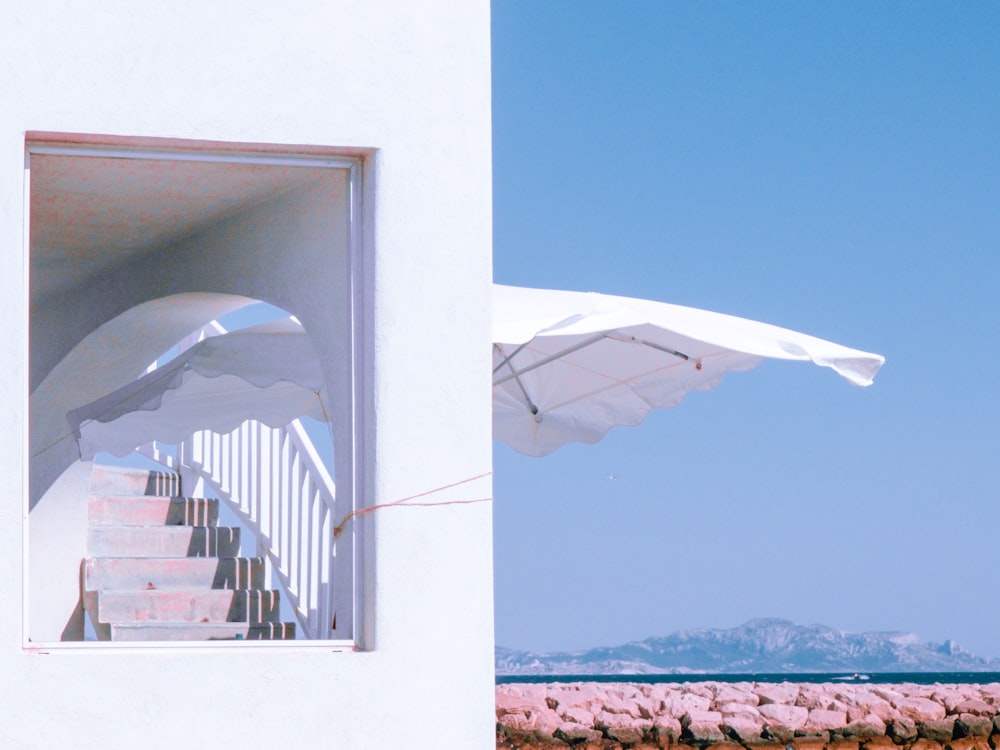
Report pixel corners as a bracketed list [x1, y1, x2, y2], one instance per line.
[89, 495, 218, 527]
[95, 589, 281, 624]
[108, 621, 297, 642]
[89, 465, 179, 497]
[84, 557, 265, 591]
[87, 526, 241, 558]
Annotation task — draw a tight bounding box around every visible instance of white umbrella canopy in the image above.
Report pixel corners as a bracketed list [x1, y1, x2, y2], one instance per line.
[68, 318, 327, 460]
[493, 284, 885, 457]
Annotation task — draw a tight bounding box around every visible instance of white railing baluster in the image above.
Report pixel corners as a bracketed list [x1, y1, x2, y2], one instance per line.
[154, 417, 341, 641]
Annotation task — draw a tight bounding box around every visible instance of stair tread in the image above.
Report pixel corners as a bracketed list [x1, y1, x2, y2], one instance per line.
[89, 465, 180, 497]
[89, 495, 219, 526]
[87, 525, 241, 558]
[84, 556, 266, 591]
[109, 621, 297, 641]
[96, 588, 282, 624]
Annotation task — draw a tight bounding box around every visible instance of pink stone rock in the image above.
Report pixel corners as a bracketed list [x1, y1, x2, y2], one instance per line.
[978, 684, 1000, 704]
[676, 692, 713, 712]
[804, 709, 849, 731]
[554, 722, 603, 744]
[560, 706, 596, 727]
[718, 702, 761, 719]
[547, 684, 606, 713]
[603, 692, 642, 717]
[686, 683, 717, 700]
[917, 717, 955, 743]
[843, 695, 897, 724]
[874, 687, 905, 705]
[685, 721, 727, 744]
[499, 711, 532, 731]
[954, 713, 994, 738]
[496, 689, 544, 717]
[651, 715, 682, 739]
[595, 709, 640, 730]
[952, 699, 993, 716]
[839, 713, 886, 738]
[758, 703, 809, 730]
[607, 725, 646, 745]
[714, 684, 759, 707]
[895, 696, 947, 723]
[535, 708, 565, 735]
[797, 685, 834, 710]
[755, 683, 801, 706]
[722, 715, 766, 744]
[681, 709, 723, 728]
[887, 716, 919, 743]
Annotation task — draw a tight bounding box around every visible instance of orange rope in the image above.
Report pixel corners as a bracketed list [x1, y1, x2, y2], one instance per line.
[333, 470, 493, 540]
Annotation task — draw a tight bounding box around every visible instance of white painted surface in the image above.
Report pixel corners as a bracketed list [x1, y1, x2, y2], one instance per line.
[1, 2, 494, 748]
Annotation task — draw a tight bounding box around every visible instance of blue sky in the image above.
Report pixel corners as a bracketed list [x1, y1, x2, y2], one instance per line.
[490, 2, 1000, 658]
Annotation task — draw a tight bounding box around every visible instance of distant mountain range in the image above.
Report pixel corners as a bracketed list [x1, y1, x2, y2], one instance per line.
[496, 619, 1000, 675]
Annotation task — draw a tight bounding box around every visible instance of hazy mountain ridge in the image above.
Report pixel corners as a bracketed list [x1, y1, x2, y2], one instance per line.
[496, 618, 1000, 675]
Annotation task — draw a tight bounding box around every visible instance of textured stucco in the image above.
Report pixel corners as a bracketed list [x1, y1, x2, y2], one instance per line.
[1, 2, 494, 748]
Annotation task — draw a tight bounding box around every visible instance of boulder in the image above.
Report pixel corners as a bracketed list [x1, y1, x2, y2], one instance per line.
[762, 724, 794, 744]
[887, 716, 919, 744]
[841, 692, 898, 723]
[531, 708, 565, 736]
[722, 716, 766, 745]
[680, 710, 723, 728]
[797, 685, 835, 710]
[834, 716, 888, 740]
[714, 684, 759, 707]
[549, 684, 608, 712]
[603, 693, 644, 719]
[561, 706, 597, 728]
[804, 708, 849, 731]
[978, 684, 1000, 704]
[758, 703, 809, 730]
[496, 688, 547, 717]
[952, 713, 993, 738]
[554, 722, 603, 744]
[674, 692, 713, 713]
[951, 699, 993, 717]
[896, 697, 948, 723]
[682, 721, 726, 745]
[755, 684, 800, 706]
[605, 725, 646, 746]
[718, 702, 761, 719]
[648, 720, 682, 748]
[595, 710, 639, 730]
[918, 719, 957, 743]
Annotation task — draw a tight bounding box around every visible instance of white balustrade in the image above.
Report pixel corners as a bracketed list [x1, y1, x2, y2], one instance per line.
[138, 419, 342, 641]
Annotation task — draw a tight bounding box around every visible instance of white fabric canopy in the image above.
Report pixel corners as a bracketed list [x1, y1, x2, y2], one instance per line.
[68, 319, 326, 460]
[493, 284, 885, 456]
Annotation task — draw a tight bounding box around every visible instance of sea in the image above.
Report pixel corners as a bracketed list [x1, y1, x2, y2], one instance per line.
[497, 672, 1000, 685]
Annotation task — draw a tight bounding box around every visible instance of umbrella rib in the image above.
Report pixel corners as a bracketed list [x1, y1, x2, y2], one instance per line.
[604, 332, 690, 361]
[492, 341, 531, 375]
[493, 332, 610, 387]
[494, 344, 541, 417]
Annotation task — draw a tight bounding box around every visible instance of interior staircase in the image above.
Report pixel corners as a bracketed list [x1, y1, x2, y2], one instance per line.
[82, 464, 297, 641]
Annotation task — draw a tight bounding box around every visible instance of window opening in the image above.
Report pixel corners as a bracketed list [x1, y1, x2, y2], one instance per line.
[26, 138, 364, 648]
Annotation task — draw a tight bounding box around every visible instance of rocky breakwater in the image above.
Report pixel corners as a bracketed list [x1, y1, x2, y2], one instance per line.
[496, 681, 1000, 750]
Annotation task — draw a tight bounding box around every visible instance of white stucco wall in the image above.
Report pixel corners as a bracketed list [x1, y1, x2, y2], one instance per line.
[1, 3, 494, 748]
